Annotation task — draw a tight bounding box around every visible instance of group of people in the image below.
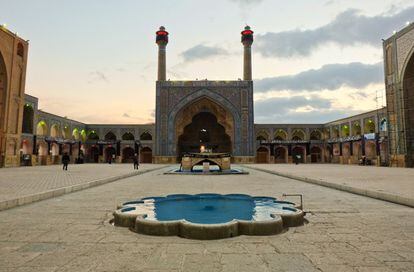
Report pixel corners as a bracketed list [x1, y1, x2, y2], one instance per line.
[61, 153, 140, 170]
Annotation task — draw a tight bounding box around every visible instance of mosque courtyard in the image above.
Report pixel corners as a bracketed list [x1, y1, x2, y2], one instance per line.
[0, 164, 413, 272]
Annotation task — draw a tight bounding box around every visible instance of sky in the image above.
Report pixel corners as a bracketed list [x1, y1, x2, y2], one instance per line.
[1, 0, 413, 124]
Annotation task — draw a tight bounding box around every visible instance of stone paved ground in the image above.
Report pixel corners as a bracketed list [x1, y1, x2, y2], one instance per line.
[0, 164, 162, 202]
[0, 166, 413, 271]
[247, 164, 414, 202]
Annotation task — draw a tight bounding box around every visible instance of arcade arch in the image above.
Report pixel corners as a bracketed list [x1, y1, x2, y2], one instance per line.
[140, 132, 152, 141]
[72, 128, 80, 140]
[352, 121, 361, 136]
[80, 129, 87, 142]
[122, 132, 135, 141]
[291, 129, 305, 141]
[256, 130, 270, 142]
[22, 104, 34, 134]
[36, 121, 48, 136]
[50, 124, 60, 138]
[88, 131, 99, 140]
[274, 129, 287, 141]
[341, 124, 350, 137]
[332, 126, 340, 138]
[364, 119, 375, 133]
[309, 130, 322, 140]
[62, 125, 70, 139]
[105, 131, 117, 141]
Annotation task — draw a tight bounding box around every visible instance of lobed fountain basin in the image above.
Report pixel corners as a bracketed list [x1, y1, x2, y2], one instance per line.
[113, 194, 304, 240]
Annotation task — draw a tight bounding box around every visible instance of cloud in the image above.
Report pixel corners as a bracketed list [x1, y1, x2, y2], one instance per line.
[254, 95, 361, 123]
[180, 44, 229, 62]
[255, 62, 383, 93]
[255, 6, 414, 58]
[122, 113, 130, 118]
[88, 71, 109, 83]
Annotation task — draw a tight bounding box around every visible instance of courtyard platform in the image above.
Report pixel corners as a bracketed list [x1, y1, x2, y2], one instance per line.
[0, 164, 166, 211]
[244, 164, 414, 208]
[0, 166, 413, 271]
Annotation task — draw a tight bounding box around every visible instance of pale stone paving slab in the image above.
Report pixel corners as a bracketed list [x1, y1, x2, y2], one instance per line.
[0, 166, 412, 271]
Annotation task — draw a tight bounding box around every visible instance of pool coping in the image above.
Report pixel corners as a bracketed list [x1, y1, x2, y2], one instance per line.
[0, 165, 168, 212]
[242, 165, 414, 208]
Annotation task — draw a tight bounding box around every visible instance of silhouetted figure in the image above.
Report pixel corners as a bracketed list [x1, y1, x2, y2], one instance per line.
[62, 153, 70, 171]
[360, 155, 366, 165]
[295, 155, 301, 165]
[133, 153, 139, 170]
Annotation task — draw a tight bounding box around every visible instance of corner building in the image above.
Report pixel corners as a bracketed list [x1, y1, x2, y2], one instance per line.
[0, 25, 28, 167]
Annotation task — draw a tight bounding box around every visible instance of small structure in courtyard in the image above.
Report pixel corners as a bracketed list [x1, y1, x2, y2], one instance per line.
[181, 152, 231, 172]
[113, 194, 305, 240]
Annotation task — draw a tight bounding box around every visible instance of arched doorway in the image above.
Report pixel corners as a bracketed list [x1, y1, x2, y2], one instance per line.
[292, 146, 305, 163]
[310, 146, 322, 163]
[274, 146, 287, 163]
[174, 97, 235, 159]
[140, 147, 152, 163]
[37, 141, 48, 165]
[177, 112, 231, 156]
[353, 142, 362, 160]
[403, 52, 414, 165]
[122, 147, 135, 163]
[89, 146, 99, 163]
[256, 146, 269, 163]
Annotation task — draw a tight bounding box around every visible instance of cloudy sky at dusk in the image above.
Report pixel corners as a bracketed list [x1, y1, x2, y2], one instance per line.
[1, 0, 413, 124]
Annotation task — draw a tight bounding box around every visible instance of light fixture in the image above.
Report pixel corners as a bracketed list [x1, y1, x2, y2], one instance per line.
[406, 21, 410, 26]
[393, 30, 397, 34]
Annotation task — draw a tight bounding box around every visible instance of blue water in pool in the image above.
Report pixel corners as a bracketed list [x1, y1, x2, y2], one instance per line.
[122, 194, 296, 224]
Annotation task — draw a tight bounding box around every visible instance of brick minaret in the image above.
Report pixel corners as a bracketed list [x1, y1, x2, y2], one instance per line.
[156, 26, 169, 81]
[241, 26, 254, 81]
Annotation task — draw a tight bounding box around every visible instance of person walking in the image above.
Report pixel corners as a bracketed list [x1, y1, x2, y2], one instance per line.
[62, 152, 70, 171]
[133, 153, 139, 170]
